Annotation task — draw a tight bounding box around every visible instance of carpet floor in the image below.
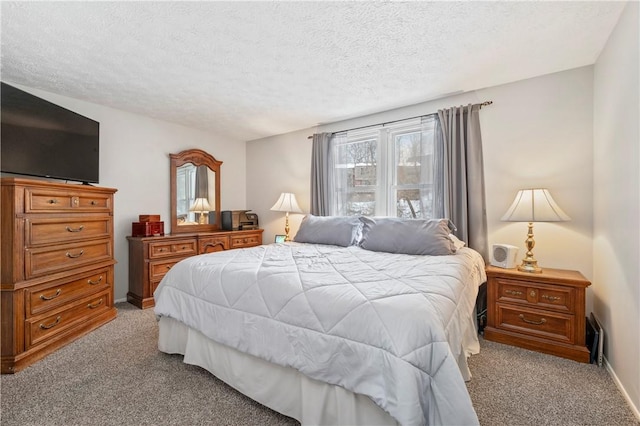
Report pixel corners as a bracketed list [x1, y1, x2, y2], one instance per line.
[1, 302, 637, 425]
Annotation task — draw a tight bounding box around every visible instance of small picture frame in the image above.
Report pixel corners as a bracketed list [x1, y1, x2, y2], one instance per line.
[275, 235, 286, 243]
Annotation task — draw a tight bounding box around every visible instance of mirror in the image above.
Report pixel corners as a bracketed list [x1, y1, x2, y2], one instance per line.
[170, 149, 222, 234]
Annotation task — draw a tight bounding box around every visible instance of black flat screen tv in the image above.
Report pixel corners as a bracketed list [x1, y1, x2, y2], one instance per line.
[1, 82, 100, 184]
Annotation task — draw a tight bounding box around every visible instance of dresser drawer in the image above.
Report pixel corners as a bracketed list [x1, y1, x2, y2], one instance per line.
[25, 239, 113, 279]
[199, 236, 229, 253]
[25, 267, 112, 317]
[496, 305, 574, 344]
[25, 289, 112, 349]
[149, 239, 197, 259]
[149, 259, 183, 281]
[25, 188, 112, 213]
[496, 278, 574, 313]
[230, 233, 261, 248]
[26, 217, 112, 247]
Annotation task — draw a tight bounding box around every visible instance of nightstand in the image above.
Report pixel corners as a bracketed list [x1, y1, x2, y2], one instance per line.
[484, 265, 591, 363]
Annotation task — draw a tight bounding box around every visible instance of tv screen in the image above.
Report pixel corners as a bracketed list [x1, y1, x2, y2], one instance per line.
[1, 82, 99, 184]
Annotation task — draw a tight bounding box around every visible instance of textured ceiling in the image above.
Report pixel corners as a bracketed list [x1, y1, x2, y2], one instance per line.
[1, 1, 626, 142]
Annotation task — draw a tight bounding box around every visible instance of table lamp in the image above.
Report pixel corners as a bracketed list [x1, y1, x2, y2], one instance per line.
[270, 192, 302, 241]
[190, 197, 211, 224]
[501, 188, 570, 273]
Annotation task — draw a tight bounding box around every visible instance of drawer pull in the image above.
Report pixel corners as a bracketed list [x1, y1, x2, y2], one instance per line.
[65, 225, 85, 233]
[48, 199, 59, 204]
[40, 316, 61, 329]
[505, 289, 523, 296]
[90, 200, 98, 205]
[529, 290, 537, 298]
[541, 294, 561, 302]
[158, 248, 166, 252]
[519, 314, 546, 325]
[40, 289, 61, 300]
[87, 276, 103, 285]
[65, 250, 84, 259]
[87, 299, 103, 309]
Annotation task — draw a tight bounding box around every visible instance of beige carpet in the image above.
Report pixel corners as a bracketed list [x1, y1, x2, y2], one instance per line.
[1, 302, 637, 425]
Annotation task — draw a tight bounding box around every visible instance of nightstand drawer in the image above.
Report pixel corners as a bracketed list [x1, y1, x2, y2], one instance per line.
[496, 305, 574, 344]
[496, 278, 574, 313]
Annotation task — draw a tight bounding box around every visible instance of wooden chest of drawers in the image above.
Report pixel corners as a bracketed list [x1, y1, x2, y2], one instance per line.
[127, 229, 263, 309]
[484, 266, 591, 363]
[1, 178, 117, 373]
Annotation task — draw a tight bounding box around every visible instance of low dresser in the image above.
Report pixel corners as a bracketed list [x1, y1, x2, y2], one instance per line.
[127, 229, 263, 309]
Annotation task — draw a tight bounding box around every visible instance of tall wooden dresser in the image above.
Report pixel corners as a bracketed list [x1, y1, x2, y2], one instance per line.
[127, 229, 263, 309]
[1, 178, 118, 373]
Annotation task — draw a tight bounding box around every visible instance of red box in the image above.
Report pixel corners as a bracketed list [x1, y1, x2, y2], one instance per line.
[132, 221, 164, 237]
[138, 214, 161, 222]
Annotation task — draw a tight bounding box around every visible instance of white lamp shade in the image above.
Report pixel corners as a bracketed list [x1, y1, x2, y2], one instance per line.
[189, 197, 211, 213]
[270, 192, 302, 213]
[501, 189, 570, 222]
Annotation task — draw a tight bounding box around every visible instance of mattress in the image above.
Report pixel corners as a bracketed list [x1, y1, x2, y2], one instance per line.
[154, 243, 486, 425]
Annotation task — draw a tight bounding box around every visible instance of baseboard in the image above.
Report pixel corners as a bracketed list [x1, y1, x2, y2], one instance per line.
[114, 297, 128, 304]
[604, 355, 640, 421]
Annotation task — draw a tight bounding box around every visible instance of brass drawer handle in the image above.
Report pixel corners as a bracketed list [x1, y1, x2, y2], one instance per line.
[87, 276, 103, 285]
[519, 314, 546, 325]
[40, 316, 61, 329]
[87, 299, 103, 309]
[541, 294, 561, 302]
[48, 199, 59, 204]
[40, 289, 61, 301]
[505, 289, 523, 296]
[66, 225, 84, 233]
[65, 250, 84, 259]
[529, 290, 537, 298]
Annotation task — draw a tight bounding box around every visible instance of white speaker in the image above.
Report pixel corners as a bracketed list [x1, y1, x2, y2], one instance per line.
[490, 244, 519, 269]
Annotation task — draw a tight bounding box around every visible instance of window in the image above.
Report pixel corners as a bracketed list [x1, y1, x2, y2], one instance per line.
[331, 115, 437, 218]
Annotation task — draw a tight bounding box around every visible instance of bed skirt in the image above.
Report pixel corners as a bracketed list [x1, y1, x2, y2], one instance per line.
[158, 316, 399, 425]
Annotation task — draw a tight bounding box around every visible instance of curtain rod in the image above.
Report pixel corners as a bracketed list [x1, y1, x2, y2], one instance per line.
[306, 100, 493, 139]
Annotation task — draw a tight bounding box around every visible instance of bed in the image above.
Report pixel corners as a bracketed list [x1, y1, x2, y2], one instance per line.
[154, 216, 486, 425]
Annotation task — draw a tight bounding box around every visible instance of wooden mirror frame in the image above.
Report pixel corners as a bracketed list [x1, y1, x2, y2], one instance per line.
[170, 149, 222, 234]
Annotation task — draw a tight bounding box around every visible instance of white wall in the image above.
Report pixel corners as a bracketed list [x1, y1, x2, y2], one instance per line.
[593, 1, 640, 417]
[248, 66, 595, 285]
[6, 83, 248, 301]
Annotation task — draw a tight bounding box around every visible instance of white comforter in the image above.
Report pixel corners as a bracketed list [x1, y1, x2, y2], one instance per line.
[154, 243, 486, 426]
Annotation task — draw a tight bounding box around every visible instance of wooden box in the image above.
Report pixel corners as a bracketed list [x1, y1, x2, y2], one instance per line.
[132, 221, 164, 237]
[139, 214, 161, 222]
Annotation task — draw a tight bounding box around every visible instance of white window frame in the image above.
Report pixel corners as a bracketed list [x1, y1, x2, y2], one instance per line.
[332, 117, 434, 218]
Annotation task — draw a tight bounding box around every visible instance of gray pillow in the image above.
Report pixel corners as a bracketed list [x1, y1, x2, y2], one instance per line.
[293, 214, 362, 247]
[359, 217, 456, 255]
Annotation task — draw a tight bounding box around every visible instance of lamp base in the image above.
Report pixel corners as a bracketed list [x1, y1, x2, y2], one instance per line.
[517, 258, 542, 273]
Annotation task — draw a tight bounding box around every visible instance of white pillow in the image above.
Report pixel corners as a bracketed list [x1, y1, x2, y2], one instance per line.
[449, 233, 466, 251]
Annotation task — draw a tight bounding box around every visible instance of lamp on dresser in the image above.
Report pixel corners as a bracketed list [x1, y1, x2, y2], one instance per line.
[190, 197, 211, 224]
[501, 188, 570, 273]
[270, 192, 302, 242]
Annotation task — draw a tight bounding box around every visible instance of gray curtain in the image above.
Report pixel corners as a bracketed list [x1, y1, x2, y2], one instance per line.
[310, 132, 332, 216]
[436, 104, 488, 260]
[195, 165, 209, 199]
